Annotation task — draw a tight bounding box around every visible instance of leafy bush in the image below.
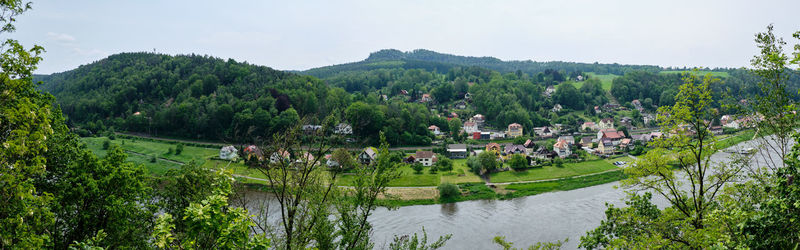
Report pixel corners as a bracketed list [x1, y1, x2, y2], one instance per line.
[102, 139, 111, 150]
[412, 163, 424, 174]
[508, 154, 528, 170]
[150, 154, 157, 163]
[437, 183, 460, 199]
[436, 157, 453, 172]
[175, 144, 184, 155]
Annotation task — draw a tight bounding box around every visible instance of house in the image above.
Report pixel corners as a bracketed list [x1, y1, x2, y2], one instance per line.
[632, 99, 644, 112]
[545, 85, 557, 97]
[524, 139, 537, 155]
[473, 132, 490, 140]
[643, 113, 656, 126]
[324, 154, 340, 168]
[486, 143, 501, 152]
[710, 126, 723, 135]
[533, 126, 555, 138]
[507, 123, 524, 138]
[302, 125, 322, 135]
[415, 151, 438, 166]
[473, 114, 485, 126]
[531, 147, 555, 160]
[463, 121, 479, 134]
[631, 134, 652, 143]
[650, 132, 663, 139]
[334, 123, 353, 135]
[447, 144, 468, 159]
[723, 119, 740, 129]
[598, 118, 615, 130]
[358, 147, 378, 165]
[219, 145, 239, 160]
[558, 136, 575, 146]
[553, 139, 571, 158]
[448, 112, 459, 119]
[580, 137, 594, 147]
[243, 145, 263, 161]
[504, 144, 527, 156]
[620, 117, 634, 128]
[400, 90, 409, 95]
[403, 155, 416, 164]
[576, 75, 584, 81]
[421, 94, 433, 103]
[270, 149, 291, 163]
[487, 131, 504, 139]
[597, 129, 625, 145]
[594, 106, 602, 114]
[296, 152, 316, 165]
[597, 139, 615, 155]
[619, 138, 633, 150]
[551, 104, 563, 113]
[455, 101, 467, 109]
[428, 125, 441, 135]
[581, 121, 597, 131]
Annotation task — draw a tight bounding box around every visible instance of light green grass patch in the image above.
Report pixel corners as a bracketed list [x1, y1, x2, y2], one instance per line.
[489, 160, 618, 183]
[659, 70, 729, 78]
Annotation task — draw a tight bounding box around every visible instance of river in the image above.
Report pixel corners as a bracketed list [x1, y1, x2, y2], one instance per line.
[243, 136, 787, 249]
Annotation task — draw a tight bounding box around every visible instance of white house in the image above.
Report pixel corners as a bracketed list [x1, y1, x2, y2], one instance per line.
[358, 147, 378, 165]
[553, 139, 571, 158]
[414, 151, 438, 166]
[334, 123, 353, 135]
[463, 121, 479, 134]
[428, 125, 442, 135]
[219, 146, 238, 160]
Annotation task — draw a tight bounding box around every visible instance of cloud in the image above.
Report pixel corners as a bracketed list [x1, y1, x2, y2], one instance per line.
[46, 32, 76, 44]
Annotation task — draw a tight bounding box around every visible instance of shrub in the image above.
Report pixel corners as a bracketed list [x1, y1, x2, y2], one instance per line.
[150, 154, 157, 163]
[509, 154, 528, 170]
[412, 163, 424, 174]
[428, 166, 438, 174]
[437, 183, 460, 200]
[102, 139, 111, 150]
[436, 157, 453, 172]
[167, 147, 174, 155]
[175, 144, 184, 155]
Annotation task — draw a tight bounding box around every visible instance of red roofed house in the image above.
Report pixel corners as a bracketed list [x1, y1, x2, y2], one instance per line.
[597, 129, 625, 145]
[428, 125, 441, 135]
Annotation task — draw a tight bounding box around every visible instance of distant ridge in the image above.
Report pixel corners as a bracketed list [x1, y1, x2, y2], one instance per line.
[302, 48, 663, 78]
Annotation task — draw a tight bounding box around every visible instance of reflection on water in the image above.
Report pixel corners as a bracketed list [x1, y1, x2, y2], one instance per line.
[239, 138, 785, 250]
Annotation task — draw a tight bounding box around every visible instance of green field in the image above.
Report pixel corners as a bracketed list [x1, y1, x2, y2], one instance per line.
[82, 137, 185, 175]
[504, 170, 627, 198]
[659, 70, 729, 78]
[488, 159, 618, 183]
[586, 72, 619, 91]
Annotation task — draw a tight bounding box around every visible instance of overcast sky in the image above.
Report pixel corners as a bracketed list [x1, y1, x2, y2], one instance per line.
[11, 0, 800, 74]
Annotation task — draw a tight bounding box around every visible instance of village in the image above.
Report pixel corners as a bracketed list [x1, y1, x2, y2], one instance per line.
[216, 87, 757, 185]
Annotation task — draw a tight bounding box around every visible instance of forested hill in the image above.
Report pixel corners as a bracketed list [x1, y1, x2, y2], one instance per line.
[302, 48, 665, 78]
[35, 52, 332, 141]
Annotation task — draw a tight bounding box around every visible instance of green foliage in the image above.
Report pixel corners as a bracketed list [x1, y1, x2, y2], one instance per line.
[466, 156, 482, 175]
[152, 169, 270, 249]
[478, 151, 498, 173]
[102, 139, 110, 150]
[437, 183, 460, 200]
[508, 154, 528, 170]
[494, 236, 567, 250]
[388, 227, 451, 250]
[150, 154, 157, 163]
[436, 157, 453, 172]
[175, 143, 183, 155]
[412, 163, 424, 174]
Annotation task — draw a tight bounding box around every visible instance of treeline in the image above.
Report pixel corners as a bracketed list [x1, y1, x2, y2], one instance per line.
[609, 69, 800, 109]
[304, 48, 664, 78]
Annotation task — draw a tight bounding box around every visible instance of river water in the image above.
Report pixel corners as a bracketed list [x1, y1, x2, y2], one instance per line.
[243, 137, 786, 249]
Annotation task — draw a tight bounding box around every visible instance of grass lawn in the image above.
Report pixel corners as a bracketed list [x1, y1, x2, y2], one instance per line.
[586, 72, 620, 91]
[440, 159, 483, 184]
[82, 137, 183, 175]
[489, 159, 618, 183]
[659, 70, 729, 78]
[82, 137, 218, 164]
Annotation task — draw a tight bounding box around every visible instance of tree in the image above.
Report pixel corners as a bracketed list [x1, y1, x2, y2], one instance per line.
[412, 163, 424, 174]
[0, 1, 53, 247]
[466, 156, 482, 175]
[554, 83, 584, 110]
[583, 72, 746, 248]
[437, 183, 460, 200]
[436, 157, 453, 172]
[175, 143, 183, 155]
[748, 24, 799, 178]
[508, 154, 528, 170]
[330, 148, 356, 171]
[345, 101, 385, 138]
[478, 151, 498, 173]
[152, 169, 270, 249]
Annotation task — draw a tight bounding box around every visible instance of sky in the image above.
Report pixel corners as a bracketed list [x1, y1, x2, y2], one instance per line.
[10, 0, 800, 74]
